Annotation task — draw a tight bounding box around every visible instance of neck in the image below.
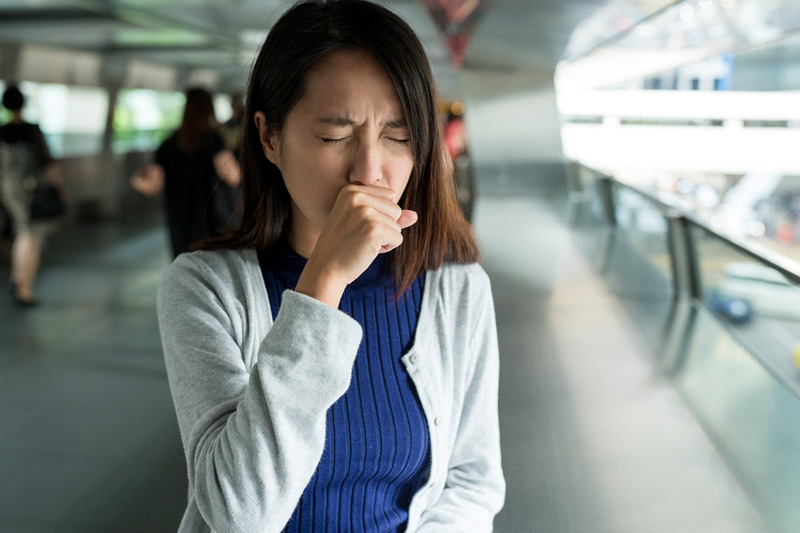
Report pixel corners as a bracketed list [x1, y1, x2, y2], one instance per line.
[10, 111, 23, 123]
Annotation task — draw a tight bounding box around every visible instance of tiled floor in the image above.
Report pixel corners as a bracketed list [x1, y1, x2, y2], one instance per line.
[0, 214, 186, 532]
[0, 197, 768, 532]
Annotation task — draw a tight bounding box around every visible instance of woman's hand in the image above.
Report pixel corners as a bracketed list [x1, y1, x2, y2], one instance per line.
[130, 163, 165, 197]
[295, 184, 417, 308]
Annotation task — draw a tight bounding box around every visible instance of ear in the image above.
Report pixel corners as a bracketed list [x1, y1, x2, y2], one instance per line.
[254, 111, 281, 167]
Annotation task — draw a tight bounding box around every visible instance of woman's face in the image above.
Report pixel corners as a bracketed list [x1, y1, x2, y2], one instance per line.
[256, 50, 414, 247]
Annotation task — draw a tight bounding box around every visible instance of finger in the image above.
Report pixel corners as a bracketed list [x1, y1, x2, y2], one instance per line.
[365, 213, 404, 252]
[378, 228, 404, 253]
[342, 183, 397, 202]
[345, 191, 403, 221]
[396, 210, 418, 230]
[369, 210, 403, 234]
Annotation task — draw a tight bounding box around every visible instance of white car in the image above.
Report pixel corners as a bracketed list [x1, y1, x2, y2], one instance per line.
[718, 261, 800, 321]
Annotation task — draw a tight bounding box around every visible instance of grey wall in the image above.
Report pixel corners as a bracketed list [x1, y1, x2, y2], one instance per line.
[451, 70, 568, 197]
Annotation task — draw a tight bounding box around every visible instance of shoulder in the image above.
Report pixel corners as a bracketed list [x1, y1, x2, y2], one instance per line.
[163, 247, 257, 282]
[423, 262, 493, 331]
[158, 133, 178, 150]
[428, 262, 492, 301]
[159, 248, 259, 302]
[19, 122, 40, 137]
[203, 129, 225, 151]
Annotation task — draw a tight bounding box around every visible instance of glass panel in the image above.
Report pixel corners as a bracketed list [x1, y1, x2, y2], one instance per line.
[692, 224, 800, 397]
[613, 184, 673, 282]
[677, 305, 800, 533]
[571, 166, 607, 228]
[0, 79, 8, 123]
[2, 82, 109, 158]
[598, 183, 675, 351]
[113, 89, 184, 153]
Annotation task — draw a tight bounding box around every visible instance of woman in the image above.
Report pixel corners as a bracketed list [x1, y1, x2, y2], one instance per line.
[157, 1, 504, 531]
[0, 86, 63, 307]
[131, 87, 241, 258]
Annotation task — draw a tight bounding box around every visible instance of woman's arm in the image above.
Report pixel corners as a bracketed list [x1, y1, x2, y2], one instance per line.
[130, 163, 165, 197]
[212, 149, 241, 187]
[416, 271, 506, 531]
[43, 162, 62, 187]
[158, 254, 362, 533]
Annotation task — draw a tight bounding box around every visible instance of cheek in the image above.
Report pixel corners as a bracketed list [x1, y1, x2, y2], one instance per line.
[390, 155, 415, 197]
[281, 147, 348, 220]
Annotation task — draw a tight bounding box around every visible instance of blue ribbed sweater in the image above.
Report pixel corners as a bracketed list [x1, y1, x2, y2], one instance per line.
[257, 242, 431, 532]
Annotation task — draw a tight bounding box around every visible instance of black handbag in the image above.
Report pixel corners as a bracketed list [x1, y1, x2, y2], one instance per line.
[29, 183, 65, 220]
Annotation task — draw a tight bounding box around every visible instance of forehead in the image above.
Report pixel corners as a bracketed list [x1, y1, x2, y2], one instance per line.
[298, 50, 403, 116]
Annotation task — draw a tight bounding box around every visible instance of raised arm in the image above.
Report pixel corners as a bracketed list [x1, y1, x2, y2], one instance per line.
[130, 163, 165, 197]
[212, 149, 241, 187]
[158, 254, 362, 532]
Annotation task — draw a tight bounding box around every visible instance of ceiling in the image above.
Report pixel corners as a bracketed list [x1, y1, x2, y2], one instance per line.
[0, 0, 675, 94]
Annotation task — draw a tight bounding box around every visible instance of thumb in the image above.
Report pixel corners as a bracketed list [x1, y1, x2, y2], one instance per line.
[397, 209, 418, 230]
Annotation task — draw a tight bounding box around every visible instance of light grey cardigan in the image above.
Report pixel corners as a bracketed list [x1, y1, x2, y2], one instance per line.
[157, 249, 505, 532]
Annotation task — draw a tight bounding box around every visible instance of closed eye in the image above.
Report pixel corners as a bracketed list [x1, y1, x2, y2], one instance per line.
[387, 137, 410, 145]
[318, 136, 349, 144]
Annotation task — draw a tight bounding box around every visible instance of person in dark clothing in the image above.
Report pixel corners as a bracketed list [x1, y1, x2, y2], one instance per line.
[0, 86, 64, 307]
[131, 87, 241, 258]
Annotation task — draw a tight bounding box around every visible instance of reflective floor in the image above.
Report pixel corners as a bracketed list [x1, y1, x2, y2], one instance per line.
[0, 195, 771, 532]
[0, 214, 186, 532]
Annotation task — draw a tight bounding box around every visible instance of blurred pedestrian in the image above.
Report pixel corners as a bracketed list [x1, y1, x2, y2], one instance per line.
[220, 92, 244, 156]
[131, 87, 241, 258]
[217, 91, 245, 227]
[0, 86, 65, 307]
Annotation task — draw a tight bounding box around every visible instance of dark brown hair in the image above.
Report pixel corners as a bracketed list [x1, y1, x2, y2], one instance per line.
[2, 86, 24, 111]
[177, 87, 217, 153]
[203, 0, 479, 292]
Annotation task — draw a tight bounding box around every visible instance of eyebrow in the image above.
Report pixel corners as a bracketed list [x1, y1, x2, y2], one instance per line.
[317, 117, 355, 127]
[315, 116, 408, 128]
[384, 118, 408, 129]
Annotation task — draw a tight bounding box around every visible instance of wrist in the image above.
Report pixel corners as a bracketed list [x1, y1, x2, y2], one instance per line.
[295, 259, 348, 309]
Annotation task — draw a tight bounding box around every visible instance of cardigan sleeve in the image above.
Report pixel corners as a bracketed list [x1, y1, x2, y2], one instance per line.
[157, 253, 362, 533]
[416, 268, 506, 531]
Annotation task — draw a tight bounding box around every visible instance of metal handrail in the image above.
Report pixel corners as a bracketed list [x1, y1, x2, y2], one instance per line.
[570, 160, 800, 287]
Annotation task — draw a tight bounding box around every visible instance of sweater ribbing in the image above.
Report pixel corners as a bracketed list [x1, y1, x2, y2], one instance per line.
[257, 243, 431, 532]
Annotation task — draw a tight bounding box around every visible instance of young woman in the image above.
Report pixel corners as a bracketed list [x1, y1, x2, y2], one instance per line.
[0, 86, 64, 307]
[157, 1, 505, 531]
[131, 88, 241, 258]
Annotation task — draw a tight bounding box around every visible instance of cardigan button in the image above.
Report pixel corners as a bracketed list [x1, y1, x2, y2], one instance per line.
[434, 417, 442, 427]
[410, 353, 420, 364]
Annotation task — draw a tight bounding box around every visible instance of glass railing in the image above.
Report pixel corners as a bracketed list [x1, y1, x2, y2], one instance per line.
[568, 160, 800, 533]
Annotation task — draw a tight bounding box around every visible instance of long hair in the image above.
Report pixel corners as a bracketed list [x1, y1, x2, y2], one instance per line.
[177, 87, 217, 153]
[203, 0, 479, 293]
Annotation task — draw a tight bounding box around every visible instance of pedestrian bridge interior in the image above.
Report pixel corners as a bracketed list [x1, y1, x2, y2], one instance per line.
[2, 0, 800, 532]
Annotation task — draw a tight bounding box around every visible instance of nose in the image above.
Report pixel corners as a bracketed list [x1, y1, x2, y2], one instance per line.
[348, 140, 382, 186]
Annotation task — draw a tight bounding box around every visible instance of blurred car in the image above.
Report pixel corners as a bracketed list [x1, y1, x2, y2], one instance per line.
[717, 261, 800, 321]
[705, 290, 753, 324]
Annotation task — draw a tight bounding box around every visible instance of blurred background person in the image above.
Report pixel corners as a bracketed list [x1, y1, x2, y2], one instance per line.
[218, 91, 245, 226]
[131, 87, 241, 258]
[442, 102, 474, 221]
[220, 91, 244, 156]
[0, 85, 65, 307]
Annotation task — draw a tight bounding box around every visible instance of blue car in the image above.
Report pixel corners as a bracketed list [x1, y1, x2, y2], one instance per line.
[705, 291, 753, 324]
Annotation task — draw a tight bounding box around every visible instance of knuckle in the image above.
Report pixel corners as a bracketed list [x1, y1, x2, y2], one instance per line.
[355, 204, 372, 218]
